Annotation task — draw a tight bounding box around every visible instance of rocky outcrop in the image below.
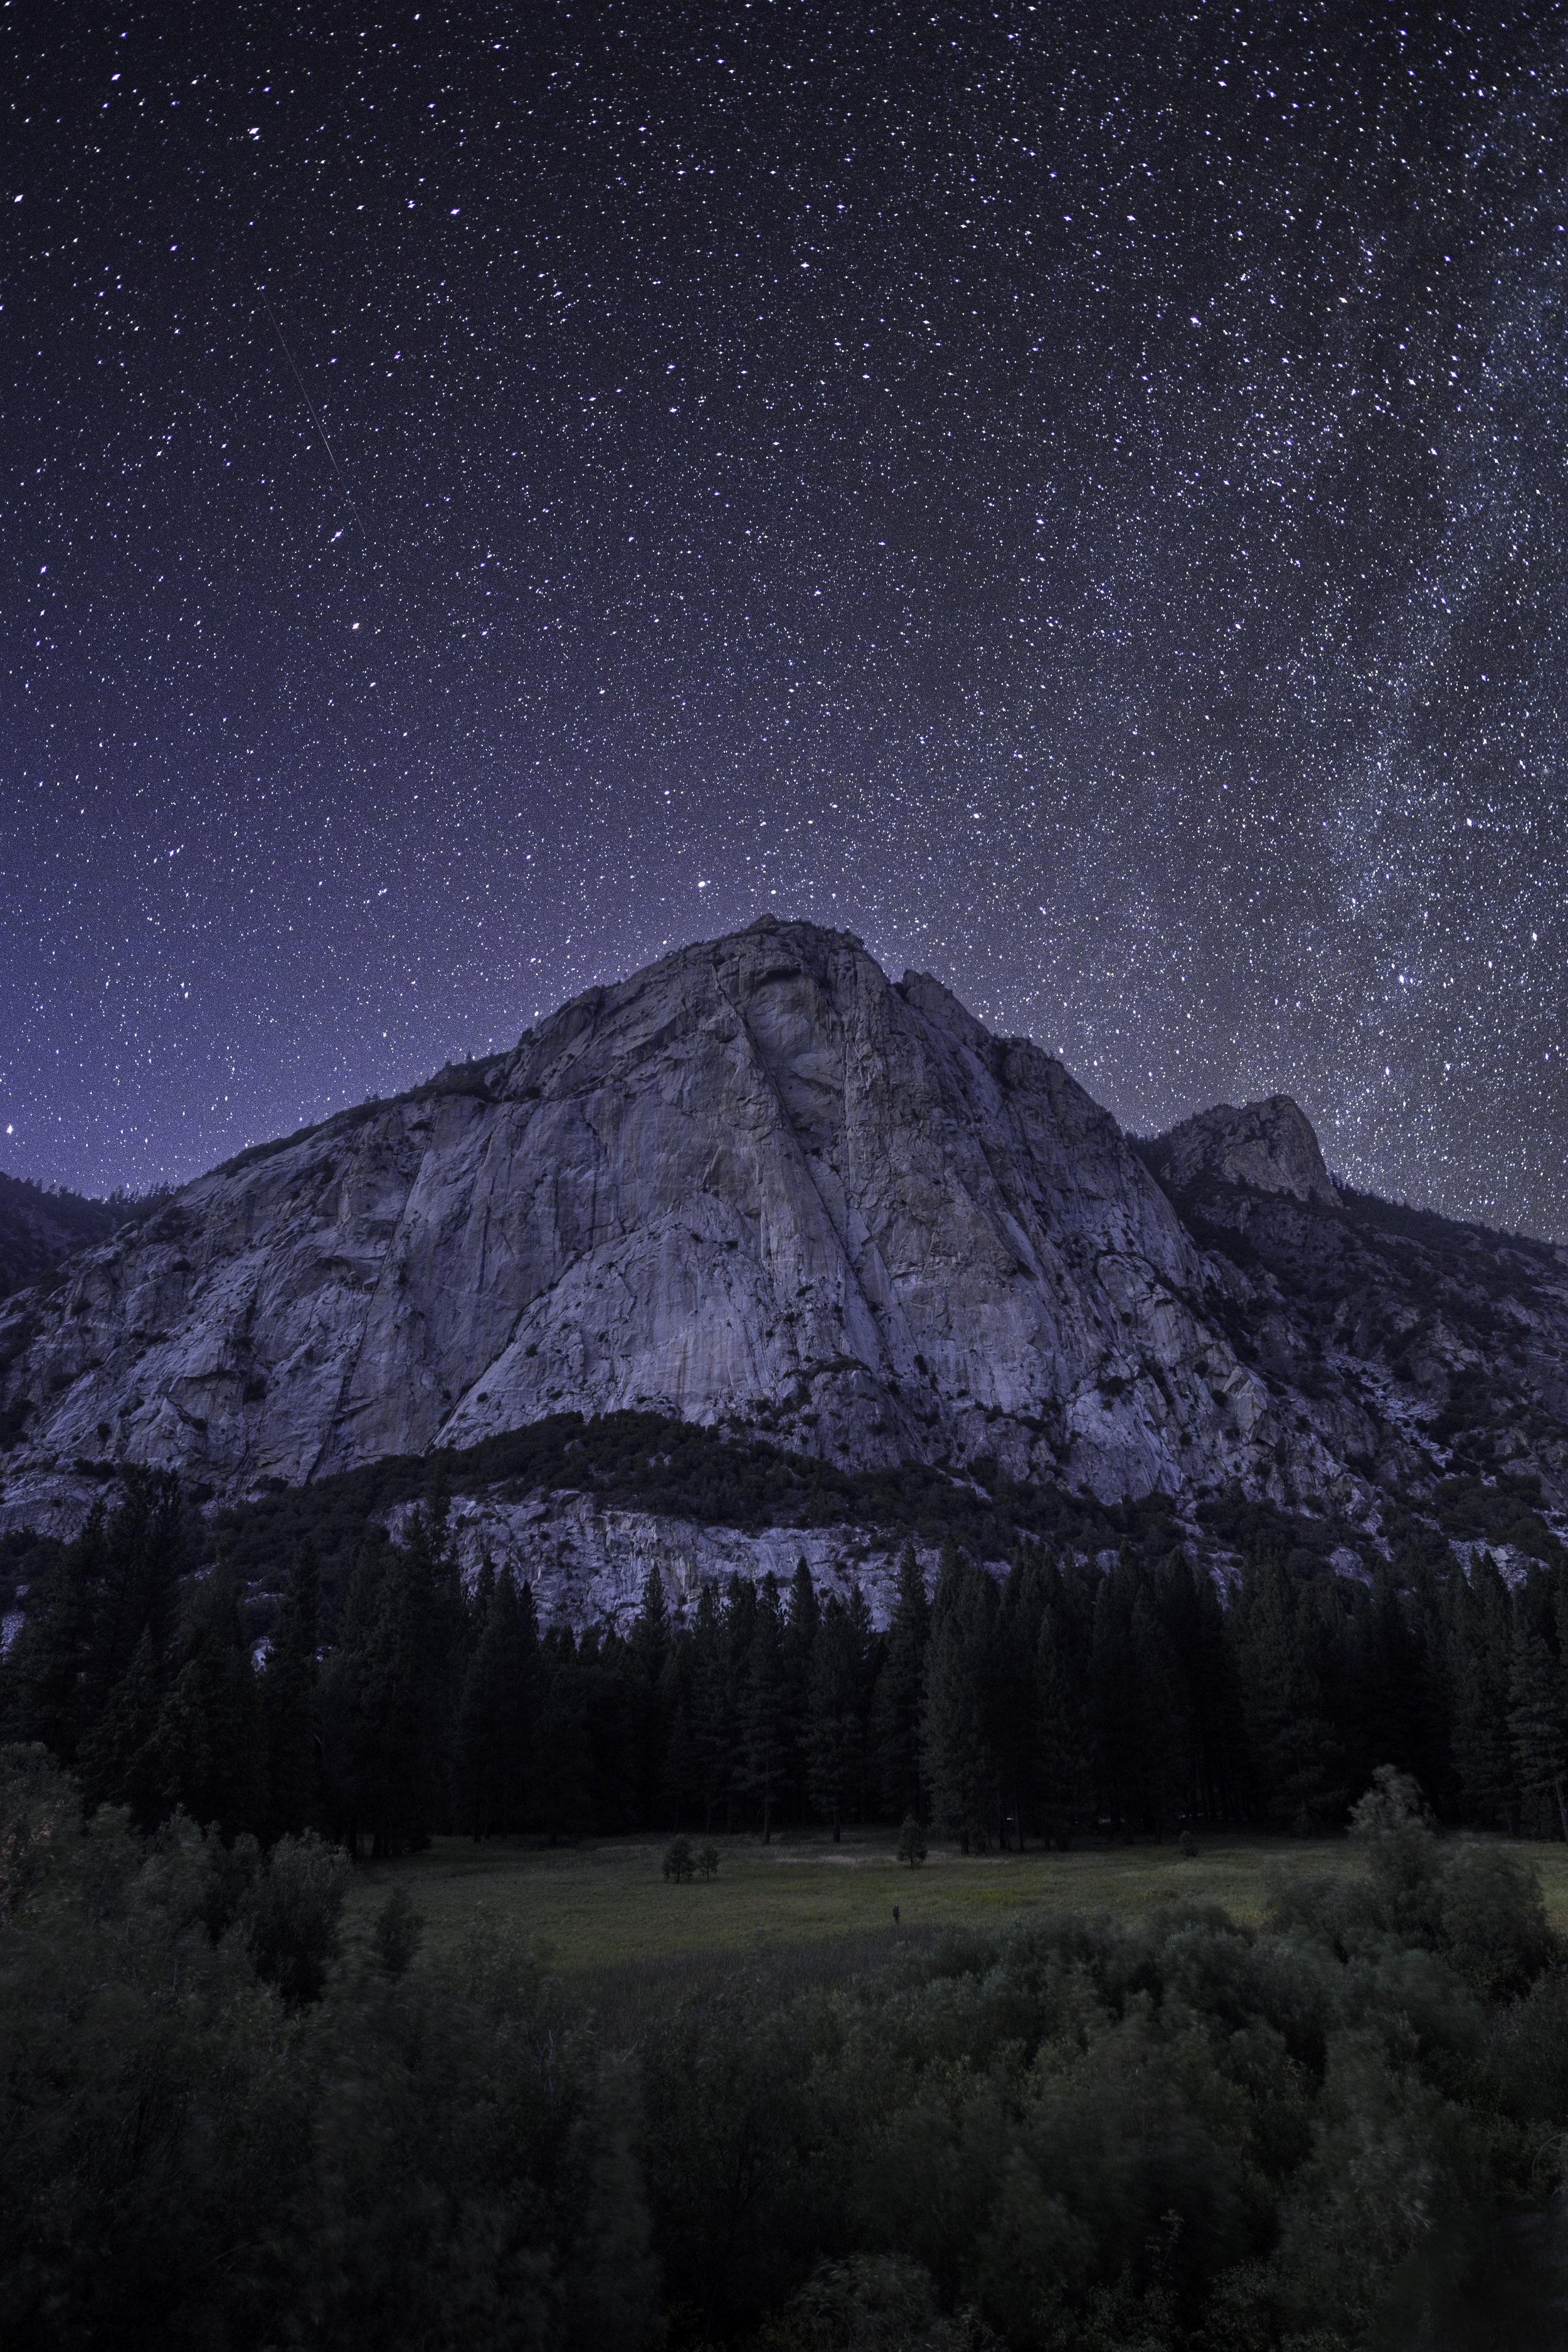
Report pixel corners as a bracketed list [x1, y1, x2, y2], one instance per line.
[378, 1492, 936, 1633]
[1146, 1096, 1339, 1208]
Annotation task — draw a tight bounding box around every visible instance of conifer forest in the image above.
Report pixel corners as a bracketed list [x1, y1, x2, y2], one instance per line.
[8, 1467, 1568, 2346]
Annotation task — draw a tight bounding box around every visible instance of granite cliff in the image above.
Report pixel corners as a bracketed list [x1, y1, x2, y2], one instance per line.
[3, 919, 1566, 1582]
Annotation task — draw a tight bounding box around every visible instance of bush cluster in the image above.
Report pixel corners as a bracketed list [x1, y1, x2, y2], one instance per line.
[4, 1744, 1568, 2349]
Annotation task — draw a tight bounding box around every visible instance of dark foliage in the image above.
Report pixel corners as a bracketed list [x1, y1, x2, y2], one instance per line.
[12, 1457, 1568, 1859]
[204, 1408, 1180, 1599]
[0, 1170, 129, 1303]
[6, 1742, 1568, 2349]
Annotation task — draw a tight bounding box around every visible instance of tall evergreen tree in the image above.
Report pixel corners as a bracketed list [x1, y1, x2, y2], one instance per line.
[263, 1539, 322, 1838]
[0, 1510, 103, 1759]
[144, 1565, 267, 1838]
[77, 1470, 187, 1733]
[921, 1546, 999, 1851]
[1227, 1555, 1347, 1829]
[1159, 1552, 1246, 1823]
[1127, 1578, 1185, 1835]
[77, 1626, 164, 1825]
[688, 1584, 731, 1835]
[1508, 1618, 1568, 1842]
[872, 1544, 929, 1825]
[1447, 1553, 1516, 1831]
[320, 1514, 458, 1858]
[807, 1591, 871, 1842]
[318, 1535, 383, 1855]
[1036, 1574, 1094, 1846]
[454, 1556, 499, 1838]
[628, 1566, 673, 1828]
[46, 1470, 191, 1816]
[781, 1557, 820, 1825]
[994, 1550, 1046, 1845]
[455, 1566, 539, 1838]
[660, 1698, 699, 1830]
[533, 1629, 594, 1843]
[742, 1575, 788, 1841]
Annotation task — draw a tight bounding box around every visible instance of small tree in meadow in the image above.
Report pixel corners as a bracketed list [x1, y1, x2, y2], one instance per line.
[897, 1814, 928, 1868]
[696, 1842, 719, 1880]
[662, 1835, 696, 1883]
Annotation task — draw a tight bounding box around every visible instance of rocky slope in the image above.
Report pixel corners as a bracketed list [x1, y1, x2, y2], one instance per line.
[2, 919, 1566, 1575]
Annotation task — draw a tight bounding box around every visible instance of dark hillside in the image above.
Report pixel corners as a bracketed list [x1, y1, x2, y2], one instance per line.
[0, 1172, 126, 1302]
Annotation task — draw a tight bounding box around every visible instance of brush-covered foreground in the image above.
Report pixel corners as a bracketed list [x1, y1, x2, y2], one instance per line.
[8, 1752, 1568, 2352]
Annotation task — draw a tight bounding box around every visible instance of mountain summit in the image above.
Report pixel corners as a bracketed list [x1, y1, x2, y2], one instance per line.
[2, 920, 1565, 1547]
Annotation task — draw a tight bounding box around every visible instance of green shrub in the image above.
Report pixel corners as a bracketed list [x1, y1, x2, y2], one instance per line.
[1438, 1841, 1557, 2000]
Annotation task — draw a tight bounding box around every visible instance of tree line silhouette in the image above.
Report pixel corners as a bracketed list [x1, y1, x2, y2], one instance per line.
[6, 1463, 1568, 1852]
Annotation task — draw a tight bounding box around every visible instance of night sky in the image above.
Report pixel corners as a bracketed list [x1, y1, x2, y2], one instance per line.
[5, 3, 1567, 1235]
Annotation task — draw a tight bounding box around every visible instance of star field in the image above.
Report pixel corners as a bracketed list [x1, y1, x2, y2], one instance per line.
[4, 1, 1567, 1233]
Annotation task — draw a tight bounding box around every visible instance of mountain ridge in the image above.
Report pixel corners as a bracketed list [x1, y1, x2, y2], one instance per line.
[3, 919, 1565, 1569]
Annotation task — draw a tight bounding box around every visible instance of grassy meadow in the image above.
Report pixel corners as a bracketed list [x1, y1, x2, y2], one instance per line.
[344, 1823, 1568, 2011]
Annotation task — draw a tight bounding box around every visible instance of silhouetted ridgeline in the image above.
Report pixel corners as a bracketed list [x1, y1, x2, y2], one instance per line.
[0, 1170, 140, 1304]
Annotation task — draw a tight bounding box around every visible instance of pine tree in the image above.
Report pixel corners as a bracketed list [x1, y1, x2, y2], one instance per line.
[1508, 1618, 1568, 1842]
[1036, 1571, 1094, 1846]
[534, 1629, 594, 1843]
[872, 1543, 929, 1825]
[505, 1578, 542, 1830]
[1128, 1578, 1185, 1835]
[721, 1577, 758, 1834]
[1448, 1553, 1515, 1831]
[77, 1626, 163, 1825]
[323, 1514, 457, 1858]
[400, 1498, 469, 1836]
[807, 1592, 869, 1842]
[144, 1565, 267, 1838]
[1091, 1555, 1143, 1835]
[742, 1575, 788, 1841]
[688, 1584, 731, 1835]
[1227, 1554, 1347, 1830]
[921, 1546, 999, 1851]
[0, 1508, 103, 1759]
[454, 1557, 501, 1838]
[77, 1469, 187, 1733]
[44, 1469, 189, 1806]
[455, 1566, 539, 1837]
[628, 1567, 672, 1828]
[995, 1550, 1046, 1846]
[781, 1557, 820, 1825]
[1158, 1551, 1245, 1823]
[660, 1699, 698, 1830]
[318, 1535, 383, 1856]
[1347, 1562, 1444, 1797]
[263, 1539, 322, 1837]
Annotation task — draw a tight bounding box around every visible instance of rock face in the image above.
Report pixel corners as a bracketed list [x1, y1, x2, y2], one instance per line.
[1, 917, 1296, 1513]
[378, 1493, 934, 1633]
[1146, 1096, 1339, 1209]
[3, 917, 1567, 1557]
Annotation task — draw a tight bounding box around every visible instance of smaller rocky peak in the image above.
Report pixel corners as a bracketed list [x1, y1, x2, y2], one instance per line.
[1148, 1094, 1338, 1208]
[898, 969, 988, 1048]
